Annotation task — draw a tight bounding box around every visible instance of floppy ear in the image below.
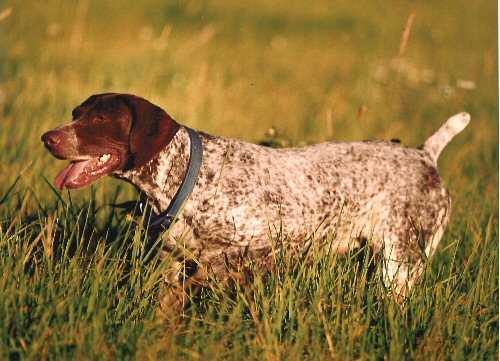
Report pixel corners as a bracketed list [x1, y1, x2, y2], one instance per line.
[121, 94, 180, 169]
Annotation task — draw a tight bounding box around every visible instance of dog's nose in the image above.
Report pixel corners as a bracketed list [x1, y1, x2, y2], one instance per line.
[41, 131, 62, 148]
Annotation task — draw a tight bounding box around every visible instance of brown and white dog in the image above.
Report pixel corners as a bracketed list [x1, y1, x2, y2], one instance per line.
[42, 93, 470, 310]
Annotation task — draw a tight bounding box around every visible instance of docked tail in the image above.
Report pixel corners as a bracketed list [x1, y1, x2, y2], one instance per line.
[423, 112, 471, 163]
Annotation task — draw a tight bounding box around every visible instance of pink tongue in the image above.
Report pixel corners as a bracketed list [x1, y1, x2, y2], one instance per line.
[55, 163, 74, 190]
[54, 160, 93, 190]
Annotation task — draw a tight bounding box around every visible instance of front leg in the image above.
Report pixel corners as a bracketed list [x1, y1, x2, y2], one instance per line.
[157, 259, 207, 320]
[155, 221, 208, 320]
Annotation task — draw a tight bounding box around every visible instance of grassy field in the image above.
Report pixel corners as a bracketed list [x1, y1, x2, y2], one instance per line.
[0, 0, 498, 360]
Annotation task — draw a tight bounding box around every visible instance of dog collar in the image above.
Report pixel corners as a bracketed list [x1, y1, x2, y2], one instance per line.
[149, 127, 203, 230]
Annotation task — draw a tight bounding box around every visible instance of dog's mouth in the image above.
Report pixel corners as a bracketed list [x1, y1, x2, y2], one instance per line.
[54, 153, 122, 190]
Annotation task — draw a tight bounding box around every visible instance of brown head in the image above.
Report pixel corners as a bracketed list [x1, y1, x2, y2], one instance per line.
[41, 93, 180, 190]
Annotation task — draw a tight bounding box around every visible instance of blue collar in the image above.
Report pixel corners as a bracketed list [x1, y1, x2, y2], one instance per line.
[149, 127, 203, 230]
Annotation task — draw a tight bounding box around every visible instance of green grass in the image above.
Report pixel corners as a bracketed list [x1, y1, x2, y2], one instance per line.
[0, 0, 498, 359]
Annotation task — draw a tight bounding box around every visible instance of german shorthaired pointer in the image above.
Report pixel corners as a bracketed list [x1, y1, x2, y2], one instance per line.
[42, 93, 470, 310]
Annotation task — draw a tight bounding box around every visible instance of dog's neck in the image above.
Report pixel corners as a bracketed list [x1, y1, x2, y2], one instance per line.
[114, 127, 191, 213]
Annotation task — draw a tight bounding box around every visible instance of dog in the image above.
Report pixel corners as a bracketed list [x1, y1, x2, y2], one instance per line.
[41, 93, 470, 310]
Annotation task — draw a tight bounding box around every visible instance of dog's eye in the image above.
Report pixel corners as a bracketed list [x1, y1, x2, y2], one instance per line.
[93, 116, 105, 124]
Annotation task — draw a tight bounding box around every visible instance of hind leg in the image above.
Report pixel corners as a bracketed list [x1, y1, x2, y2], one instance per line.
[379, 193, 450, 303]
[381, 237, 423, 303]
[381, 217, 447, 303]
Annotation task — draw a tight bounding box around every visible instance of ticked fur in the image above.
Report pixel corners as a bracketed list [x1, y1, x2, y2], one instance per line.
[115, 116, 465, 299]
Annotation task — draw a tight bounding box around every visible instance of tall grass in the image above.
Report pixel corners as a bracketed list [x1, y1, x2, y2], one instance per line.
[0, 0, 498, 359]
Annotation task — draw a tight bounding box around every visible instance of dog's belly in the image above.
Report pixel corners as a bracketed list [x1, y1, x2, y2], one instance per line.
[186, 186, 392, 257]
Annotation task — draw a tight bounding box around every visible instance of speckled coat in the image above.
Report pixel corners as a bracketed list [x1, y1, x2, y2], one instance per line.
[114, 112, 470, 303]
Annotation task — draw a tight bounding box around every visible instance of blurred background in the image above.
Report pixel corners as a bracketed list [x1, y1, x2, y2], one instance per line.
[0, 0, 497, 219]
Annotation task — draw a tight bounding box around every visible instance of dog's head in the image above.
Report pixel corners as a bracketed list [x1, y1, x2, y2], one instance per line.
[41, 93, 179, 190]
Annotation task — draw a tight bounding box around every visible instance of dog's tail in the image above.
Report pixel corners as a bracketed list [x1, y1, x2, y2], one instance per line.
[423, 112, 471, 163]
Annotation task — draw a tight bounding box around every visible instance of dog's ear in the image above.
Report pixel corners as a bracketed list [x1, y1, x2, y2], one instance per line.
[121, 94, 180, 169]
[72, 93, 117, 120]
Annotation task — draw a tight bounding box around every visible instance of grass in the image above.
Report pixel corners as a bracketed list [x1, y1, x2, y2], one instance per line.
[0, 0, 498, 359]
